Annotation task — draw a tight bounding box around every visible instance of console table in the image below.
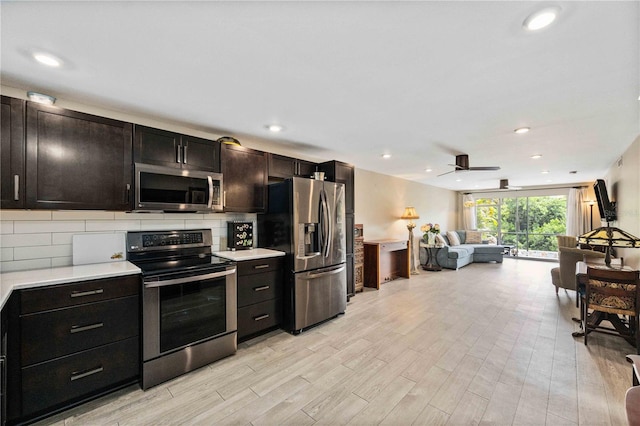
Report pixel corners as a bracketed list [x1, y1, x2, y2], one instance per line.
[363, 239, 410, 289]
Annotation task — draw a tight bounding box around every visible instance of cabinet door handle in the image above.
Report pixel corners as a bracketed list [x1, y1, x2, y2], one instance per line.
[125, 183, 131, 203]
[254, 314, 270, 321]
[253, 285, 270, 292]
[183, 145, 187, 164]
[176, 145, 182, 164]
[70, 322, 104, 334]
[13, 175, 19, 201]
[70, 366, 103, 381]
[253, 264, 270, 270]
[70, 289, 104, 298]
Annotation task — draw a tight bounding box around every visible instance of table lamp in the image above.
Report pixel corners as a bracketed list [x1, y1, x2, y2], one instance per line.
[578, 226, 640, 267]
[401, 207, 420, 275]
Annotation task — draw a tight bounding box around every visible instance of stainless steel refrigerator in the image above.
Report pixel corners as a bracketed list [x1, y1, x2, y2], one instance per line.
[259, 177, 347, 333]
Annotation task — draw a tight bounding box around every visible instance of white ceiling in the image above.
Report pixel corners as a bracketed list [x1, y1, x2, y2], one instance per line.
[1, 1, 638, 191]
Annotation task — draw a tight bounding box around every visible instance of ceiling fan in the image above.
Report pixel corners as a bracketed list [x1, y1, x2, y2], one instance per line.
[499, 179, 522, 190]
[438, 154, 500, 177]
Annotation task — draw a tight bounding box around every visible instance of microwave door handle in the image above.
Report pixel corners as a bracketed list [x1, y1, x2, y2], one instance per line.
[207, 175, 214, 208]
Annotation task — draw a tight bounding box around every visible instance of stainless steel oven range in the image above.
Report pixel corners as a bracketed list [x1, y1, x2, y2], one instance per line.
[126, 229, 237, 390]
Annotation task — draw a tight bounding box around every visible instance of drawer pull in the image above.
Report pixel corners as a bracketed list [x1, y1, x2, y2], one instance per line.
[70, 322, 104, 334]
[70, 366, 103, 381]
[70, 289, 104, 298]
[253, 285, 270, 292]
[254, 314, 270, 321]
[253, 264, 270, 270]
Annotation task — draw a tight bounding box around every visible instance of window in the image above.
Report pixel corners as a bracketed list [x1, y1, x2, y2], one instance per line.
[475, 195, 566, 259]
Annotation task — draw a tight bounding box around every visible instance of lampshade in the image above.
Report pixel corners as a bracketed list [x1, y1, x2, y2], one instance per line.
[578, 227, 640, 248]
[578, 226, 640, 266]
[401, 207, 419, 220]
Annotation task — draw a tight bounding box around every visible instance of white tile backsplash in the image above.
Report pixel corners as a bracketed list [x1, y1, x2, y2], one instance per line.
[1, 233, 52, 247]
[85, 220, 141, 232]
[1, 258, 52, 273]
[0, 210, 257, 272]
[14, 220, 86, 234]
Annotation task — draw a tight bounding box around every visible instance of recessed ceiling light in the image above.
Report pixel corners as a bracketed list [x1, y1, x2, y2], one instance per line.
[425, 168, 432, 172]
[514, 127, 530, 134]
[33, 52, 62, 67]
[455, 178, 462, 182]
[27, 91, 56, 105]
[266, 124, 284, 132]
[381, 154, 391, 159]
[541, 170, 550, 174]
[523, 6, 561, 31]
[531, 154, 542, 159]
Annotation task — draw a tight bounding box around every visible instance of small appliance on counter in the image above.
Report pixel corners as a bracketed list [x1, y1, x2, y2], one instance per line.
[227, 221, 253, 250]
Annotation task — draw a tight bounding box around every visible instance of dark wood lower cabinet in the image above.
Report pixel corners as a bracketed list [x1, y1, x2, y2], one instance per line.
[21, 337, 139, 415]
[5, 275, 141, 425]
[236, 257, 284, 341]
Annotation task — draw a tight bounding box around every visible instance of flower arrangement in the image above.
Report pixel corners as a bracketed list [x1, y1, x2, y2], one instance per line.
[420, 223, 440, 240]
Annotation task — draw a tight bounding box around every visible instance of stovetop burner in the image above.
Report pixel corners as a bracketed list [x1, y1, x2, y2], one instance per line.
[126, 229, 234, 277]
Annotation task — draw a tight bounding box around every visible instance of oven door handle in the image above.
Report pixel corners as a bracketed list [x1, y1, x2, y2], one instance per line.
[144, 268, 236, 288]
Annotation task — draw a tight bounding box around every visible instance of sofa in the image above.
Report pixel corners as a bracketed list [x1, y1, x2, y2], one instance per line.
[419, 230, 505, 270]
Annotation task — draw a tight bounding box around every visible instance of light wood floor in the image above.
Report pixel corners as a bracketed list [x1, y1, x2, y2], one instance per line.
[39, 259, 635, 425]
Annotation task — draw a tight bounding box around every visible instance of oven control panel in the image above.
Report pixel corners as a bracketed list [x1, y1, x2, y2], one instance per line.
[127, 229, 213, 252]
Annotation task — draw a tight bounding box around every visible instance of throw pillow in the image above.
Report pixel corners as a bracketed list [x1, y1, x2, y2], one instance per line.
[435, 233, 448, 247]
[446, 231, 461, 246]
[466, 230, 482, 244]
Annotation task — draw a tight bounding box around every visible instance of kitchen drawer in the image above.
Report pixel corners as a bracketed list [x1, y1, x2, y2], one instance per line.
[21, 336, 139, 415]
[21, 296, 139, 366]
[237, 298, 282, 339]
[380, 241, 407, 252]
[237, 271, 282, 308]
[20, 275, 140, 314]
[237, 257, 283, 276]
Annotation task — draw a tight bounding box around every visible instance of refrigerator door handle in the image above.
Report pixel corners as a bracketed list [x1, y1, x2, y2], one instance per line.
[320, 189, 331, 257]
[306, 264, 346, 279]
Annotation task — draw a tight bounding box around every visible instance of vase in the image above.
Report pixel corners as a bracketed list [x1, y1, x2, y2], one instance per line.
[427, 233, 436, 246]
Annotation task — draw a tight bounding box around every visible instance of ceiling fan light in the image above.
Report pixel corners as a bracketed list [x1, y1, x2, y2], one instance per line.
[523, 7, 560, 31]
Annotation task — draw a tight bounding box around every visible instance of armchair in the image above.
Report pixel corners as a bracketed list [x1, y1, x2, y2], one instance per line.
[551, 235, 605, 294]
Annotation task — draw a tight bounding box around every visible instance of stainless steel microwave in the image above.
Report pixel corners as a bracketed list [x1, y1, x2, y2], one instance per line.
[134, 163, 223, 212]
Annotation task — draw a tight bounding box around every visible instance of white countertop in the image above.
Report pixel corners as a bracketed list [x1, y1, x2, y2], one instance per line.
[0, 261, 141, 310]
[213, 248, 285, 261]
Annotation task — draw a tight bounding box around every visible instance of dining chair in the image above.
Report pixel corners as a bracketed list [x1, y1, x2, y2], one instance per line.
[583, 267, 640, 350]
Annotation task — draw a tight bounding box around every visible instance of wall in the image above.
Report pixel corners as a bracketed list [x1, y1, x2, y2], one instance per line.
[0, 210, 255, 272]
[354, 168, 457, 241]
[606, 135, 640, 269]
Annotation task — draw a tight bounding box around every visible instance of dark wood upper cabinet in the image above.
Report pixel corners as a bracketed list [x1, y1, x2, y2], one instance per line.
[268, 153, 317, 181]
[133, 125, 220, 172]
[1, 96, 25, 209]
[221, 144, 267, 213]
[25, 102, 133, 210]
[318, 160, 355, 214]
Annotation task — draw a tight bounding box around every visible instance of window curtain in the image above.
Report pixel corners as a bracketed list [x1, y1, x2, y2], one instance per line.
[566, 187, 588, 237]
[462, 193, 477, 230]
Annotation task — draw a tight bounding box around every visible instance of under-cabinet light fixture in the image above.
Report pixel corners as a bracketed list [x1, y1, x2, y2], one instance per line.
[27, 91, 56, 105]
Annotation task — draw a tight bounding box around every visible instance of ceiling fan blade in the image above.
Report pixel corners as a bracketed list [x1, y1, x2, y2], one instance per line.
[469, 166, 501, 171]
[437, 169, 456, 177]
[447, 164, 466, 169]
